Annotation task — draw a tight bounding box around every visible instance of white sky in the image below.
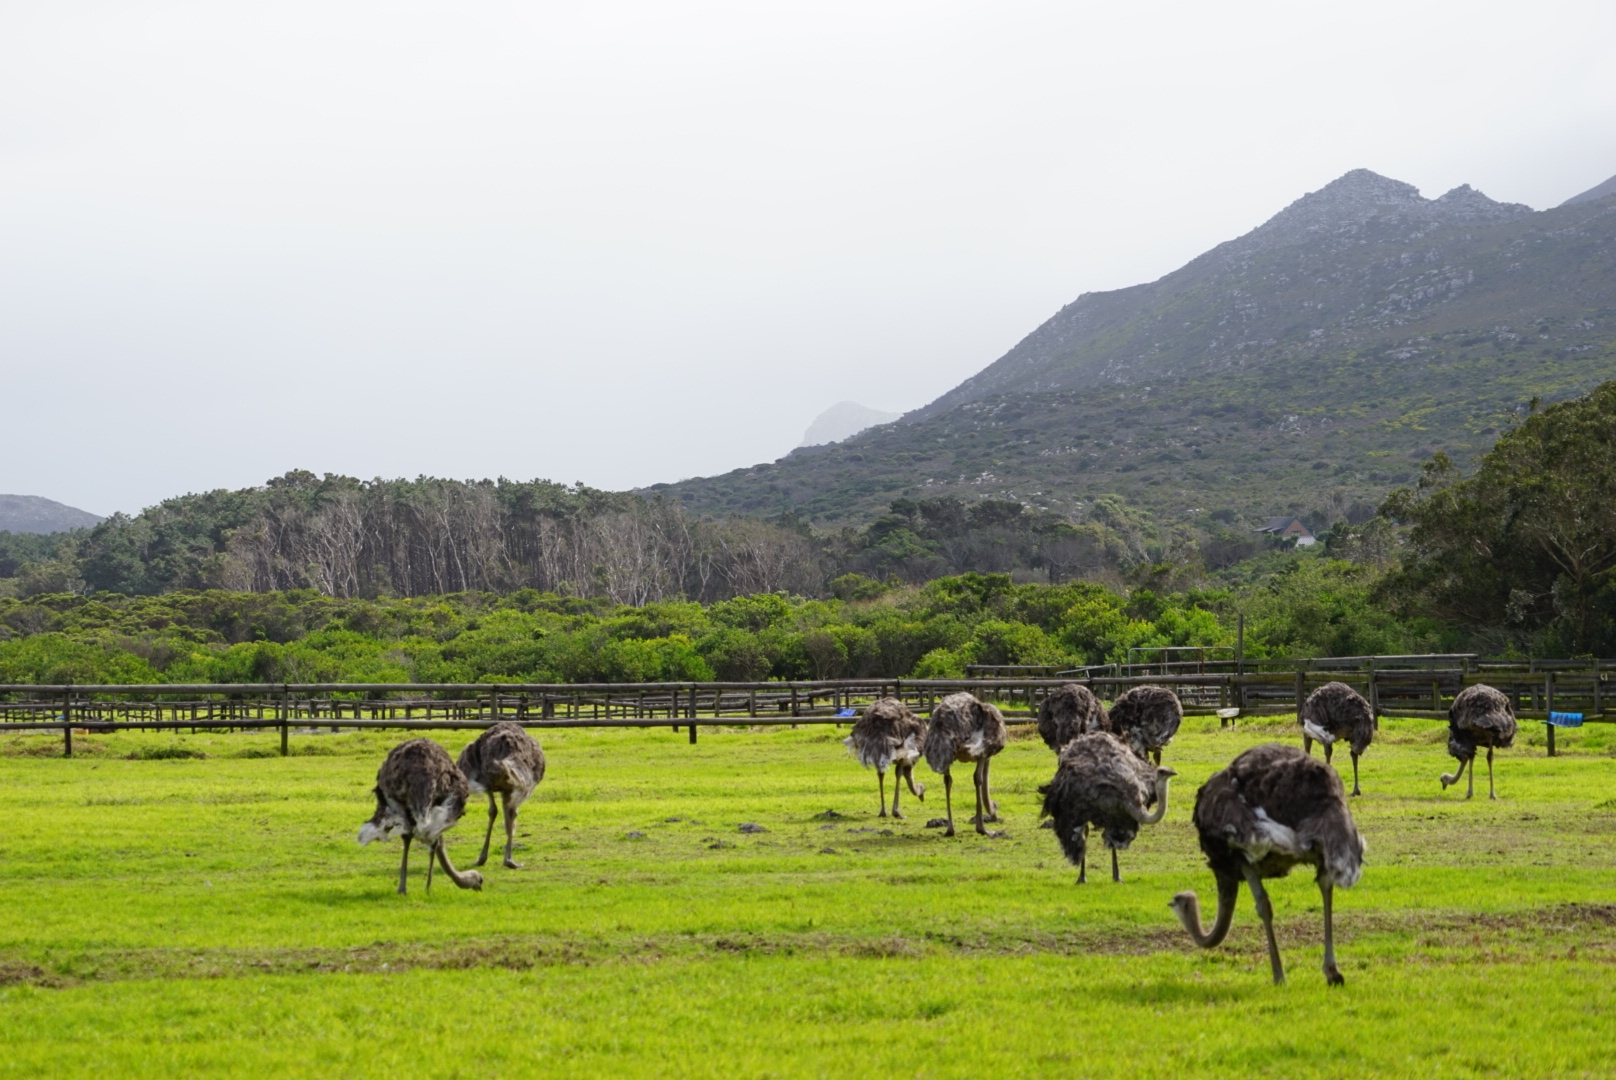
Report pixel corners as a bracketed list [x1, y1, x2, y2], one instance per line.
[3, 0, 1614, 517]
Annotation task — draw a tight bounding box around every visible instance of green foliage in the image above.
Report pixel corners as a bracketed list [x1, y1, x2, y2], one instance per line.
[0, 551, 1486, 686]
[1383, 380, 1616, 655]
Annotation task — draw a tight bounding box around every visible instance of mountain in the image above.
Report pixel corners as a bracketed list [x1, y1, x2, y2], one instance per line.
[799, 401, 901, 447]
[652, 169, 1616, 529]
[1562, 171, 1616, 208]
[0, 494, 103, 534]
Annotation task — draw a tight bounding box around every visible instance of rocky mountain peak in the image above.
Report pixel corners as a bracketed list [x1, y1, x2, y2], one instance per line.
[1250, 169, 1528, 245]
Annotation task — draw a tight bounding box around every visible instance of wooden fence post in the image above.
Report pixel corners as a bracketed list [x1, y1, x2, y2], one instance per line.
[280, 685, 290, 757]
[62, 688, 72, 759]
[1546, 671, 1557, 757]
[1294, 669, 1305, 716]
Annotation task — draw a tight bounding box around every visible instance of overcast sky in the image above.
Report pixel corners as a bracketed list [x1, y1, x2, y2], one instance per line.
[3, 1, 1614, 517]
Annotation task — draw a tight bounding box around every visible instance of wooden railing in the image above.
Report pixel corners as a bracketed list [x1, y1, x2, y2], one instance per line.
[2, 662, 1608, 758]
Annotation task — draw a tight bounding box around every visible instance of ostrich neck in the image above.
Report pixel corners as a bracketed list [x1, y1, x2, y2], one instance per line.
[1177, 879, 1237, 947]
[1138, 778, 1171, 825]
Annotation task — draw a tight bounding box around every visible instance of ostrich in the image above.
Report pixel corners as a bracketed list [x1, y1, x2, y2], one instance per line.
[457, 721, 546, 869]
[1441, 683, 1517, 800]
[922, 692, 1007, 837]
[1036, 682, 1109, 752]
[358, 738, 484, 895]
[1039, 731, 1175, 883]
[1169, 743, 1365, 986]
[844, 697, 926, 818]
[1108, 685, 1183, 764]
[1298, 681, 1375, 796]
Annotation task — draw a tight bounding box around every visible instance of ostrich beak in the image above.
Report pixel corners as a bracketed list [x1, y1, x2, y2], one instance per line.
[1157, 767, 1178, 778]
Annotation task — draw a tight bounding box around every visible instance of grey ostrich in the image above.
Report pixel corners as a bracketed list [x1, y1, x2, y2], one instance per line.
[844, 697, 926, 818]
[922, 692, 1007, 837]
[457, 721, 546, 869]
[1441, 683, 1517, 800]
[1298, 681, 1375, 796]
[1040, 731, 1175, 883]
[358, 738, 484, 894]
[1169, 743, 1365, 986]
[1108, 685, 1183, 764]
[1036, 682, 1109, 752]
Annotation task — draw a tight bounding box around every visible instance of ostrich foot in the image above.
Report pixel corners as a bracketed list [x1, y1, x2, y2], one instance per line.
[1325, 964, 1345, 987]
[503, 858, 523, 870]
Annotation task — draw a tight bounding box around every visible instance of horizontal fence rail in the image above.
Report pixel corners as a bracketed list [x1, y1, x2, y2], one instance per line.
[2, 660, 1610, 758]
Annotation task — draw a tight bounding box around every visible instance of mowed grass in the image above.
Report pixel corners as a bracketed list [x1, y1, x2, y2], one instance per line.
[2, 714, 1614, 1078]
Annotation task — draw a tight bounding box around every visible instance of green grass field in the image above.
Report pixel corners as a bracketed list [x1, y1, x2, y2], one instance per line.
[2, 714, 1614, 1078]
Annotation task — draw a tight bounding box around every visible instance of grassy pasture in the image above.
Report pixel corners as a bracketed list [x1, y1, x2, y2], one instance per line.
[1, 715, 1614, 1078]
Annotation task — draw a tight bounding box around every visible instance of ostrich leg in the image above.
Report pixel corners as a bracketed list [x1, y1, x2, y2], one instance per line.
[1303, 734, 1313, 756]
[1350, 751, 1362, 797]
[877, 769, 889, 818]
[1152, 749, 1161, 766]
[1324, 742, 1334, 764]
[1111, 846, 1120, 884]
[1487, 747, 1497, 800]
[942, 771, 955, 837]
[1243, 868, 1286, 985]
[972, 760, 988, 836]
[397, 835, 412, 895]
[1320, 881, 1344, 986]
[425, 840, 436, 892]
[1078, 823, 1089, 884]
[473, 793, 498, 868]
[501, 792, 523, 868]
[1466, 756, 1476, 799]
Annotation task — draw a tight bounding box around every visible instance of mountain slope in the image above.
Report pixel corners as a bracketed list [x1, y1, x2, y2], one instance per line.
[0, 495, 103, 534]
[655, 169, 1616, 528]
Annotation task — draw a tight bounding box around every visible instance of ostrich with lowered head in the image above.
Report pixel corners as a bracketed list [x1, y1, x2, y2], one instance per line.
[1040, 731, 1175, 883]
[844, 696, 926, 818]
[922, 692, 1007, 837]
[1037, 682, 1109, 752]
[458, 721, 546, 869]
[358, 738, 484, 895]
[1298, 681, 1375, 796]
[1441, 683, 1517, 800]
[1169, 743, 1365, 986]
[1108, 685, 1183, 764]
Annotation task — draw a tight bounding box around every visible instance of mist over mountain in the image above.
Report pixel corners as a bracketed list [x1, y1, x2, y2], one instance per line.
[654, 169, 1616, 530]
[0, 495, 103, 535]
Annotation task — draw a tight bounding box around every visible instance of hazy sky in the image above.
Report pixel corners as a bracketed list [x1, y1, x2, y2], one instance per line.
[4, 1, 1614, 516]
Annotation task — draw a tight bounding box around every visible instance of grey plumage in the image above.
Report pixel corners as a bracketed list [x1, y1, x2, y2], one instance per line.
[1039, 732, 1174, 883]
[844, 697, 926, 817]
[1037, 682, 1109, 752]
[1441, 683, 1517, 800]
[457, 722, 546, 869]
[1298, 681, 1375, 795]
[1108, 685, 1183, 764]
[1169, 743, 1365, 986]
[358, 738, 484, 894]
[921, 692, 1007, 837]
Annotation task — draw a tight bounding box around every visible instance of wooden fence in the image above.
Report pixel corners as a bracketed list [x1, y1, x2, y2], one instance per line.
[2, 659, 1610, 758]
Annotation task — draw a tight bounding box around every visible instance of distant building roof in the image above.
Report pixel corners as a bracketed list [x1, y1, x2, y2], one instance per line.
[1256, 516, 1314, 538]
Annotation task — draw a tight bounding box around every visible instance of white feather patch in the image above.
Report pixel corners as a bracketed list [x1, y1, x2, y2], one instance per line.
[1301, 720, 1336, 745]
[1236, 807, 1307, 864]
